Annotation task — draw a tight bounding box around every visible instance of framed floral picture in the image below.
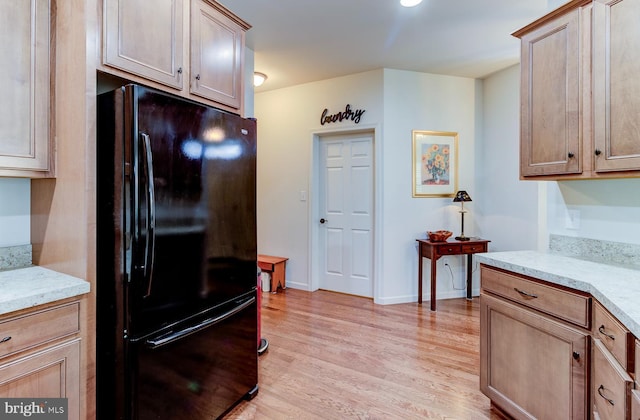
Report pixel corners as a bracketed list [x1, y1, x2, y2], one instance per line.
[412, 130, 458, 197]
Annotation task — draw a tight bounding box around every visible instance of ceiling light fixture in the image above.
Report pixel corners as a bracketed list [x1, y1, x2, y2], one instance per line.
[254, 72, 268, 87]
[400, 0, 422, 7]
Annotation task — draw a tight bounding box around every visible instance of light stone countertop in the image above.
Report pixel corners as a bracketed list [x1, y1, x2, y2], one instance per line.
[475, 250, 640, 338]
[0, 266, 90, 316]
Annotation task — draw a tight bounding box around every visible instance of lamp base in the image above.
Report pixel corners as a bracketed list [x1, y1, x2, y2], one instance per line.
[455, 235, 471, 241]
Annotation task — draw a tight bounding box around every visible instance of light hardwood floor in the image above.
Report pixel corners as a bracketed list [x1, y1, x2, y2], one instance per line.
[225, 289, 502, 419]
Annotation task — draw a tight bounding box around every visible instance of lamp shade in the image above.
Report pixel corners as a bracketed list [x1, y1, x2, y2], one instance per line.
[453, 190, 472, 203]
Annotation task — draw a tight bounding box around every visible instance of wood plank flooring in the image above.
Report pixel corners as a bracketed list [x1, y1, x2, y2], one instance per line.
[224, 289, 502, 419]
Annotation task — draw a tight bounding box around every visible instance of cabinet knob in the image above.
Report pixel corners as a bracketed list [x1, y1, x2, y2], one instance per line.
[572, 351, 580, 360]
[567, 152, 574, 158]
[195, 74, 201, 81]
[594, 149, 602, 156]
[177, 67, 183, 74]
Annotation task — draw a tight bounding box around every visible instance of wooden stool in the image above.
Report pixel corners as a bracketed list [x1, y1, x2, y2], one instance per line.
[257, 255, 288, 293]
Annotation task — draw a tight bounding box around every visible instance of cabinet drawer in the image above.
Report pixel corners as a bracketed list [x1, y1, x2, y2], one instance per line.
[594, 302, 632, 370]
[0, 303, 80, 359]
[481, 266, 590, 328]
[593, 338, 633, 420]
[461, 243, 487, 254]
[436, 244, 461, 255]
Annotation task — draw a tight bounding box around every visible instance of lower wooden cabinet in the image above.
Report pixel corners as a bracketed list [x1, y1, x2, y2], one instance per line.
[481, 264, 640, 420]
[480, 293, 588, 419]
[0, 301, 82, 419]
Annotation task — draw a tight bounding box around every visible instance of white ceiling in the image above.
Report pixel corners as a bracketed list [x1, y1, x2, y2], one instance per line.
[217, 0, 565, 92]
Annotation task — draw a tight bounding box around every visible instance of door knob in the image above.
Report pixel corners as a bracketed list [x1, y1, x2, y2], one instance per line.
[320, 218, 328, 224]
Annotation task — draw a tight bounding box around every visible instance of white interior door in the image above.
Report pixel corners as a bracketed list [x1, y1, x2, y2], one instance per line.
[318, 132, 373, 297]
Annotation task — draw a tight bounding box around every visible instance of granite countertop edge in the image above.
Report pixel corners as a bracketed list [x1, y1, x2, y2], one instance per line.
[475, 250, 640, 338]
[0, 266, 91, 317]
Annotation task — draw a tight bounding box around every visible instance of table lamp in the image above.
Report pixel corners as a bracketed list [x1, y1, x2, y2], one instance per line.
[453, 190, 472, 241]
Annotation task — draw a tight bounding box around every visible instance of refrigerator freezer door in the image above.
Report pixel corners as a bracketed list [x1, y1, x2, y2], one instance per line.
[132, 294, 258, 420]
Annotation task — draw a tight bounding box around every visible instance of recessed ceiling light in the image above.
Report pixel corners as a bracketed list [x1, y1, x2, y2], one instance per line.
[400, 0, 422, 7]
[254, 72, 268, 87]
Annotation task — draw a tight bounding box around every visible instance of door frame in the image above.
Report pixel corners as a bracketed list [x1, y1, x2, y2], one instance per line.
[308, 123, 382, 302]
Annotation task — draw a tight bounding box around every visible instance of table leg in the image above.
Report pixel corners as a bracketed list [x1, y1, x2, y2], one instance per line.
[466, 254, 473, 300]
[418, 251, 423, 304]
[430, 254, 437, 311]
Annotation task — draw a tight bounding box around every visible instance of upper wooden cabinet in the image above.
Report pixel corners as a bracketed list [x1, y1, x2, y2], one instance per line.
[103, 0, 185, 89]
[190, 0, 244, 109]
[592, 0, 640, 172]
[101, 0, 249, 114]
[0, 0, 54, 178]
[514, 0, 640, 180]
[516, 5, 585, 177]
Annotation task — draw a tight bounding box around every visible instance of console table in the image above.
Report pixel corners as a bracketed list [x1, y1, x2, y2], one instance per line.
[416, 238, 490, 310]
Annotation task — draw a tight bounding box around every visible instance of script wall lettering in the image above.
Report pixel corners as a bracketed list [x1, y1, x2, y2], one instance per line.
[320, 104, 366, 125]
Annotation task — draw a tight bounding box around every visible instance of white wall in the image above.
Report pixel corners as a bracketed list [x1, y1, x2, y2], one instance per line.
[380, 69, 481, 303]
[546, 179, 640, 244]
[0, 178, 30, 247]
[244, 47, 255, 118]
[255, 68, 483, 304]
[255, 70, 384, 293]
[479, 65, 539, 252]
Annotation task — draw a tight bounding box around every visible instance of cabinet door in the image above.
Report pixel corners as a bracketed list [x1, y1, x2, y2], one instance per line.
[190, 0, 244, 110]
[480, 294, 588, 419]
[0, 340, 80, 419]
[593, 0, 640, 172]
[103, 0, 184, 89]
[518, 8, 583, 177]
[0, 0, 52, 175]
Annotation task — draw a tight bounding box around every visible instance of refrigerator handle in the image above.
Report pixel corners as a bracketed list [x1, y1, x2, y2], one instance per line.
[140, 132, 156, 298]
[144, 296, 256, 349]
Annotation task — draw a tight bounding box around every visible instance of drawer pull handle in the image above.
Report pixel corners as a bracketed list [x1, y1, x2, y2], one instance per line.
[597, 385, 614, 406]
[514, 288, 538, 299]
[0, 336, 11, 343]
[598, 325, 615, 340]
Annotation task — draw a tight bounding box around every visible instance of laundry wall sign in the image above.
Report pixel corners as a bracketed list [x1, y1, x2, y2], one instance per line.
[320, 104, 365, 125]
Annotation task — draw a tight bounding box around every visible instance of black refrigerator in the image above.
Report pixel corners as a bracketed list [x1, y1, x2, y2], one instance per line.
[96, 84, 258, 420]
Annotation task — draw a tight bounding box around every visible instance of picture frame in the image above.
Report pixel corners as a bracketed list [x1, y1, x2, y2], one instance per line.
[412, 130, 459, 197]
